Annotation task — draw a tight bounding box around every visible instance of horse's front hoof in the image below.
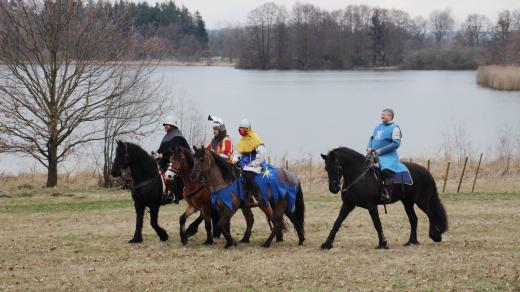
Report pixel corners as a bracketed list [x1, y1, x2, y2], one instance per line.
[224, 239, 237, 249]
[320, 242, 333, 250]
[180, 235, 188, 246]
[298, 240, 305, 246]
[204, 239, 214, 245]
[376, 242, 389, 249]
[404, 240, 419, 246]
[160, 234, 169, 242]
[240, 237, 250, 243]
[261, 242, 271, 248]
[128, 238, 143, 244]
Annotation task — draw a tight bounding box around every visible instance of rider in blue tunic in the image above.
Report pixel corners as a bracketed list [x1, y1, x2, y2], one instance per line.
[367, 108, 409, 203]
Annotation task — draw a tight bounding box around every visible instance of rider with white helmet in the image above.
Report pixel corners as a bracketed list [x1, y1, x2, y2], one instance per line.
[155, 115, 190, 204]
[206, 115, 234, 162]
[235, 118, 267, 205]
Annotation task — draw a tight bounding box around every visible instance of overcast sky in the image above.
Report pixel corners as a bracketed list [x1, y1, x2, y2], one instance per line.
[168, 0, 520, 29]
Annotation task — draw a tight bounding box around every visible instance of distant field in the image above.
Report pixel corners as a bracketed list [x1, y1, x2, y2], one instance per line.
[1, 188, 519, 291]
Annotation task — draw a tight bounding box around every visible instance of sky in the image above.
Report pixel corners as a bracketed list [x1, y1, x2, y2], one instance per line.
[168, 0, 520, 29]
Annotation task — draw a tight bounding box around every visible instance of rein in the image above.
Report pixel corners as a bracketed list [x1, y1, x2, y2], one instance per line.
[339, 154, 377, 193]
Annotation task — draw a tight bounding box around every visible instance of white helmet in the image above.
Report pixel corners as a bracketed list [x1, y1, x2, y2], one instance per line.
[239, 118, 251, 129]
[208, 114, 226, 131]
[162, 115, 178, 128]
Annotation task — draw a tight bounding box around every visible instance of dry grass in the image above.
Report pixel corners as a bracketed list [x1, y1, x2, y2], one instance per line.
[477, 65, 520, 91]
[1, 187, 519, 291]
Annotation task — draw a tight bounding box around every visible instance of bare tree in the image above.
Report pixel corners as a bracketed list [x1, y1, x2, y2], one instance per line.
[409, 16, 428, 50]
[462, 14, 489, 47]
[0, 0, 155, 187]
[429, 9, 455, 44]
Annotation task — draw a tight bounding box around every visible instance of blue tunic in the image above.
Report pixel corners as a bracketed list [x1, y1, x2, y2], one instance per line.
[369, 122, 408, 173]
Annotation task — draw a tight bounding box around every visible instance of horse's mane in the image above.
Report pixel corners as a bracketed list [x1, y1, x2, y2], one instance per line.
[208, 149, 237, 183]
[126, 142, 159, 177]
[329, 147, 365, 163]
[179, 146, 193, 168]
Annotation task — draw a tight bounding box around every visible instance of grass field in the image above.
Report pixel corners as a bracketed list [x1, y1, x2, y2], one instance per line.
[1, 187, 519, 291]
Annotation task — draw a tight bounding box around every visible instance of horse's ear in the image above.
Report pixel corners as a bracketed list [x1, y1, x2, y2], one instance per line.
[320, 154, 327, 161]
[117, 140, 122, 146]
[193, 145, 197, 151]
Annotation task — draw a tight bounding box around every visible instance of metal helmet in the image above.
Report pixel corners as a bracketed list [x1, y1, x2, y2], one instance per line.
[162, 115, 178, 128]
[208, 114, 226, 131]
[239, 118, 251, 129]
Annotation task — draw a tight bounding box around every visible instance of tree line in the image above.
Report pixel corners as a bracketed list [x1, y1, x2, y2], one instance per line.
[209, 3, 520, 70]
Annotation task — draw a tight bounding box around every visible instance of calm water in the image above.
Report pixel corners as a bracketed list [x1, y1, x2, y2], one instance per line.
[2, 67, 520, 172]
[157, 66, 520, 158]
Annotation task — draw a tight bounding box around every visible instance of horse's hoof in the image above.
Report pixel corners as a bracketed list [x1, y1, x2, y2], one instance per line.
[298, 240, 305, 246]
[180, 235, 188, 246]
[376, 243, 389, 249]
[261, 242, 271, 248]
[320, 242, 333, 250]
[404, 240, 419, 246]
[240, 238, 250, 243]
[128, 238, 143, 244]
[203, 239, 214, 245]
[224, 239, 237, 249]
[160, 234, 169, 242]
[276, 237, 284, 243]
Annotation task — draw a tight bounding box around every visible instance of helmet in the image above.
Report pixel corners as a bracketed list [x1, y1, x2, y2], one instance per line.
[162, 115, 178, 127]
[239, 118, 251, 129]
[208, 114, 226, 131]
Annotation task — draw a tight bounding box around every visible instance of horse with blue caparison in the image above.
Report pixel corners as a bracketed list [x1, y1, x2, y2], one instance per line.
[190, 146, 305, 248]
[320, 147, 448, 250]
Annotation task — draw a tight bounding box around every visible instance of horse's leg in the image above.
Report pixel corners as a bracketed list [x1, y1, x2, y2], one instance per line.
[286, 210, 305, 246]
[185, 213, 204, 237]
[179, 206, 197, 245]
[211, 210, 221, 238]
[368, 206, 389, 249]
[218, 208, 237, 249]
[129, 202, 145, 243]
[201, 205, 214, 245]
[402, 200, 419, 245]
[240, 206, 254, 243]
[320, 202, 355, 250]
[149, 205, 168, 241]
[261, 202, 285, 248]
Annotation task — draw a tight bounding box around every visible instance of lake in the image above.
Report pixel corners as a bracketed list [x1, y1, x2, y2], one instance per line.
[1, 67, 520, 172]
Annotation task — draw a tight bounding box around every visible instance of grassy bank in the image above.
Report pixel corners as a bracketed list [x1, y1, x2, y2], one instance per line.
[477, 65, 520, 91]
[1, 188, 519, 290]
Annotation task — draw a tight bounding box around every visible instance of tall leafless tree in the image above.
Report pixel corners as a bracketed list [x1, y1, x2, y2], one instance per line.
[0, 0, 156, 187]
[429, 9, 455, 44]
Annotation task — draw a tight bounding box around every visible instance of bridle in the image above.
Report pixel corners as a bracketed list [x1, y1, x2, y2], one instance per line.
[333, 154, 377, 193]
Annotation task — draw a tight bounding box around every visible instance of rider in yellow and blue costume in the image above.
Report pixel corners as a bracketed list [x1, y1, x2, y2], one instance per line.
[367, 108, 411, 203]
[234, 118, 267, 205]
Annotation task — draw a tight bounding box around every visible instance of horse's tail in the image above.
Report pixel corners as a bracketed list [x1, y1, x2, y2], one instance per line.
[293, 182, 305, 236]
[429, 183, 448, 242]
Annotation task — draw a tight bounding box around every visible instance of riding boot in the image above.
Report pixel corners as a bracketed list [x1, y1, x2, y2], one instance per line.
[381, 181, 392, 204]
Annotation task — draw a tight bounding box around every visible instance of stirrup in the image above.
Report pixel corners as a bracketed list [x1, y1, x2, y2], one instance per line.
[381, 190, 391, 204]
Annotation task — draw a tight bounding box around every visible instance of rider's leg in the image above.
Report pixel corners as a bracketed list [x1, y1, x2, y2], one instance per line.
[381, 169, 394, 203]
[243, 170, 258, 206]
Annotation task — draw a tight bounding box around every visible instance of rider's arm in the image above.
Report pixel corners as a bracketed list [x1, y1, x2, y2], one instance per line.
[220, 138, 233, 158]
[367, 136, 374, 150]
[378, 127, 402, 154]
[252, 144, 267, 166]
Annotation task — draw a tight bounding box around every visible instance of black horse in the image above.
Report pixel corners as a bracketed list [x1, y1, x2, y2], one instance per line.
[111, 141, 169, 243]
[320, 147, 448, 249]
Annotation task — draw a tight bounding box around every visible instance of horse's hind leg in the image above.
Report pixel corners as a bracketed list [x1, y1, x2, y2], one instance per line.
[129, 202, 145, 243]
[261, 203, 285, 248]
[286, 211, 305, 246]
[368, 206, 388, 249]
[240, 207, 254, 243]
[402, 200, 419, 245]
[320, 203, 355, 250]
[149, 205, 168, 241]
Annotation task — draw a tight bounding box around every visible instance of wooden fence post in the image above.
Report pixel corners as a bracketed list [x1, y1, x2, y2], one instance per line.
[471, 153, 483, 192]
[442, 161, 451, 193]
[285, 159, 289, 170]
[457, 157, 469, 193]
[409, 158, 412, 163]
[427, 160, 431, 171]
[309, 158, 312, 193]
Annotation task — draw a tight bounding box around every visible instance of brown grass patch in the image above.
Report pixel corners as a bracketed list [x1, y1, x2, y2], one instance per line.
[477, 65, 520, 91]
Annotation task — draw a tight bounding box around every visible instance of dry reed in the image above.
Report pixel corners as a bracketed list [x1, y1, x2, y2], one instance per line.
[476, 65, 520, 91]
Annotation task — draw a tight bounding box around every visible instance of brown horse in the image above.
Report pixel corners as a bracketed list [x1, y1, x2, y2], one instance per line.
[190, 146, 305, 248]
[170, 146, 256, 246]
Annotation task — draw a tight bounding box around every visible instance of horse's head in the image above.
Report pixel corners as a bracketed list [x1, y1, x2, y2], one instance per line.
[111, 140, 130, 178]
[169, 146, 188, 173]
[321, 151, 343, 194]
[191, 145, 211, 183]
